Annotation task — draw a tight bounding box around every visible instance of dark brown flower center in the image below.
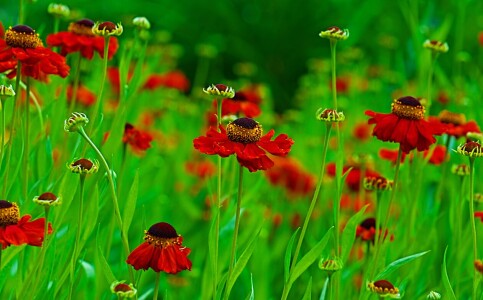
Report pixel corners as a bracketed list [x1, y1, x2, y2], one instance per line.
[68, 19, 95, 36]
[38, 192, 57, 201]
[360, 218, 376, 230]
[391, 96, 425, 120]
[148, 222, 178, 238]
[72, 158, 94, 170]
[98, 22, 117, 32]
[226, 118, 263, 144]
[464, 141, 482, 152]
[0, 200, 20, 226]
[373, 280, 395, 290]
[5, 25, 43, 48]
[327, 26, 342, 33]
[114, 283, 132, 292]
[215, 84, 228, 92]
[438, 110, 466, 125]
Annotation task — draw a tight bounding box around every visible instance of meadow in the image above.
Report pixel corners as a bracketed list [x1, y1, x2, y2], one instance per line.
[0, 0, 483, 299]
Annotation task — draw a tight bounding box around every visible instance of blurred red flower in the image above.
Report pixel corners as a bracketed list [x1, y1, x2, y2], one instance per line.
[47, 19, 118, 60]
[185, 159, 216, 178]
[66, 84, 96, 107]
[126, 222, 192, 274]
[429, 110, 480, 138]
[264, 156, 315, 197]
[142, 70, 190, 92]
[122, 123, 153, 153]
[326, 162, 380, 192]
[221, 86, 262, 118]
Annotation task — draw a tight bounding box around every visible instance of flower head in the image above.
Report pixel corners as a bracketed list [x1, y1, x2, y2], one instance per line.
[193, 118, 294, 172]
[126, 222, 192, 274]
[142, 71, 190, 92]
[92, 21, 123, 36]
[219, 86, 262, 118]
[0, 200, 52, 249]
[0, 84, 15, 101]
[319, 256, 343, 276]
[316, 108, 345, 122]
[364, 176, 393, 191]
[64, 112, 89, 132]
[68, 158, 99, 174]
[366, 96, 444, 153]
[319, 26, 349, 41]
[132, 17, 151, 30]
[451, 164, 470, 176]
[122, 123, 153, 153]
[427, 291, 441, 300]
[46, 19, 119, 60]
[423, 39, 449, 53]
[110, 281, 137, 298]
[429, 110, 480, 138]
[47, 3, 70, 18]
[33, 192, 61, 207]
[456, 141, 483, 158]
[367, 280, 400, 298]
[203, 84, 235, 98]
[264, 156, 315, 197]
[475, 259, 483, 275]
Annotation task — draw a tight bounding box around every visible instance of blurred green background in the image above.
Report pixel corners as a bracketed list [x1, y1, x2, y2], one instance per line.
[1, 0, 483, 112]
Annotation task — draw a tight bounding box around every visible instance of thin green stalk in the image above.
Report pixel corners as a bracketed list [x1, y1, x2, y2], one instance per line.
[53, 18, 60, 34]
[153, 272, 161, 300]
[68, 54, 83, 113]
[23, 77, 30, 201]
[191, 57, 210, 98]
[328, 274, 334, 300]
[469, 158, 478, 300]
[3, 62, 22, 196]
[370, 147, 403, 279]
[213, 98, 223, 299]
[0, 99, 5, 166]
[89, 36, 110, 135]
[69, 174, 86, 300]
[19, 0, 24, 24]
[330, 40, 338, 109]
[281, 124, 331, 300]
[224, 164, 244, 300]
[77, 126, 134, 283]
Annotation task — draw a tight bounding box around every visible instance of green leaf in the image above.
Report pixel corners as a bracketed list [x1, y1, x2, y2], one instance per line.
[284, 227, 301, 283]
[224, 228, 261, 298]
[290, 227, 333, 286]
[319, 277, 329, 300]
[302, 277, 312, 300]
[95, 246, 116, 284]
[244, 273, 255, 300]
[341, 205, 368, 263]
[374, 250, 430, 280]
[442, 247, 457, 300]
[122, 170, 139, 234]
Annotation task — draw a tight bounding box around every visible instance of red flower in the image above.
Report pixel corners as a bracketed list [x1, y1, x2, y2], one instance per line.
[366, 96, 444, 153]
[0, 200, 52, 249]
[475, 211, 483, 222]
[220, 86, 262, 118]
[193, 118, 294, 172]
[429, 110, 480, 138]
[122, 123, 153, 153]
[352, 122, 372, 141]
[329, 76, 350, 94]
[142, 70, 190, 92]
[424, 145, 447, 165]
[356, 217, 393, 244]
[379, 149, 409, 164]
[107, 67, 133, 95]
[326, 162, 380, 192]
[264, 156, 315, 197]
[0, 25, 70, 81]
[46, 19, 118, 60]
[66, 84, 96, 107]
[185, 159, 216, 178]
[479, 32, 483, 47]
[126, 222, 192, 274]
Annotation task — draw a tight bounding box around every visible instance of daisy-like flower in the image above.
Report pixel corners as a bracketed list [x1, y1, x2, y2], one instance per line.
[0, 24, 70, 81]
[356, 218, 393, 244]
[366, 96, 444, 153]
[220, 86, 262, 118]
[193, 117, 294, 172]
[319, 26, 350, 41]
[64, 112, 89, 132]
[47, 19, 119, 60]
[203, 83, 235, 98]
[33, 192, 61, 207]
[318, 256, 343, 276]
[367, 280, 401, 298]
[456, 141, 483, 158]
[0, 200, 52, 249]
[122, 123, 153, 153]
[363, 176, 393, 191]
[92, 21, 123, 37]
[110, 281, 137, 298]
[423, 39, 449, 53]
[68, 158, 99, 174]
[429, 110, 480, 138]
[316, 108, 345, 122]
[126, 222, 192, 274]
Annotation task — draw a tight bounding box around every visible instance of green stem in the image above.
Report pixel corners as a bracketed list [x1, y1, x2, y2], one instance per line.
[213, 98, 223, 298]
[18, 0, 24, 24]
[153, 272, 161, 300]
[370, 147, 403, 279]
[23, 77, 30, 201]
[0, 99, 5, 167]
[77, 127, 134, 283]
[330, 39, 338, 110]
[68, 54, 83, 113]
[328, 274, 334, 300]
[469, 158, 478, 300]
[3, 62, 22, 196]
[281, 124, 332, 300]
[53, 17, 60, 34]
[69, 174, 85, 300]
[224, 164, 244, 300]
[89, 36, 110, 135]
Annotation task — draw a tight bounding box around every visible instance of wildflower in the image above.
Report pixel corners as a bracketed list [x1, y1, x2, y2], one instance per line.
[110, 281, 137, 298]
[0, 200, 52, 249]
[92, 21, 123, 36]
[356, 218, 393, 244]
[64, 112, 89, 133]
[319, 256, 343, 276]
[203, 84, 235, 98]
[132, 17, 150, 30]
[326, 162, 380, 192]
[429, 110, 480, 138]
[185, 159, 216, 179]
[47, 19, 119, 60]
[142, 71, 190, 92]
[423, 39, 449, 53]
[427, 290, 441, 299]
[66, 84, 96, 107]
[366, 96, 444, 153]
[319, 26, 350, 41]
[451, 164, 470, 176]
[122, 123, 153, 153]
[264, 156, 316, 197]
[379, 149, 409, 164]
[367, 280, 400, 298]
[193, 117, 294, 172]
[456, 141, 483, 158]
[126, 222, 192, 274]
[221, 85, 262, 118]
[364, 176, 393, 191]
[0, 84, 15, 100]
[47, 3, 70, 18]
[353, 122, 372, 141]
[68, 158, 99, 174]
[475, 259, 483, 274]
[0, 25, 69, 81]
[33, 192, 61, 207]
[316, 108, 345, 122]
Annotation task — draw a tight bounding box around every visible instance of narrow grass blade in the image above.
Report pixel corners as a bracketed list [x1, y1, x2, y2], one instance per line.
[302, 277, 312, 300]
[442, 247, 457, 300]
[341, 205, 368, 263]
[244, 273, 255, 300]
[284, 227, 301, 282]
[122, 170, 139, 234]
[374, 250, 430, 280]
[319, 277, 329, 300]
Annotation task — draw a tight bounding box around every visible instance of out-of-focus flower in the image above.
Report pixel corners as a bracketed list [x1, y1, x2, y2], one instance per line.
[353, 122, 372, 141]
[126, 222, 192, 274]
[367, 280, 400, 298]
[423, 39, 449, 53]
[220, 86, 262, 118]
[142, 70, 190, 92]
[456, 141, 483, 158]
[451, 164, 470, 176]
[0, 200, 53, 249]
[319, 26, 349, 41]
[132, 17, 150, 30]
[429, 110, 480, 139]
[68, 158, 99, 174]
[110, 281, 137, 298]
[66, 84, 96, 107]
[193, 118, 293, 172]
[47, 3, 70, 18]
[203, 84, 235, 98]
[185, 159, 216, 179]
[326, 162, 380, 192]
[47, 19, 119, 60]
[122, 123, 153, 153]
[92, 21, 123, 37]
[264, 156, 315, 197]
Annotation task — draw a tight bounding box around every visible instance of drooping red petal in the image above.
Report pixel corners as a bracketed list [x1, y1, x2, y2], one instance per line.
[126, 242, 156, 270]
